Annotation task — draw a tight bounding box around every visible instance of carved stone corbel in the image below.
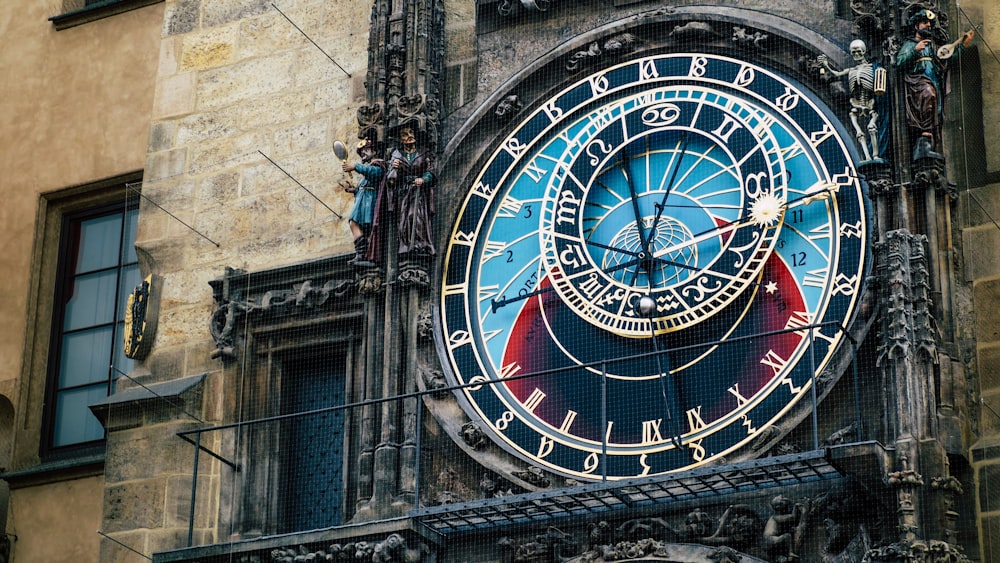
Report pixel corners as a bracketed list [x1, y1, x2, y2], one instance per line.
[460, 421, 488, 450]
[357, 269, 384, 296]
[511, 465, 551, 488]
[209, 298, 255, 361]
[494, 94, 523, 122]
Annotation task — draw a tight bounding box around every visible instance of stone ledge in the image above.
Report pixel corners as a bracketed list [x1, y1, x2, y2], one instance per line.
[0, 452, 104, 489]
[49, 0, 163, 31]
[90, 374, 206, 430]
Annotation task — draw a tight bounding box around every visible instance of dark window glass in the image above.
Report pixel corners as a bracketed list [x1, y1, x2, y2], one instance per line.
[46, 204, 138, 450]
[279, 354, 346, 532]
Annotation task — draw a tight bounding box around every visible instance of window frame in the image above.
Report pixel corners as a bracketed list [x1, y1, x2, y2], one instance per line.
[14, 172, 143, 470]
[40, 200, 139, 457]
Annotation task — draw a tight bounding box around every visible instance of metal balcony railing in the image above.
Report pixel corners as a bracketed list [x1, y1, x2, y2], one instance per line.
[174, 321, 865, 548]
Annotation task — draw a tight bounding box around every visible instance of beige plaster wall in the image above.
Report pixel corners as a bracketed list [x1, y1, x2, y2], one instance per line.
[7, 476, 105, 562]
[0, 0, 163, 413]
[0, 1, 163, 562]
[0, 1, 163, 391]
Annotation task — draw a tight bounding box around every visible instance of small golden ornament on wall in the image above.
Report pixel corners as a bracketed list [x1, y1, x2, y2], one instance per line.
[124, 274, 161, 360]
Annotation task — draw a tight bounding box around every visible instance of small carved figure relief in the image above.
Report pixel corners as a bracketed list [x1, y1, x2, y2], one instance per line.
[431, 467, 476, 505]
[822, 421, 858, 446]
[461, 421, 489, 449]
[762, 495, 811, 562]
[416, 304, 434, 338]
[479, 472, 516, 498]
[895, 9, 975, 162]
[818, 40, 887, 162]
[732, 26, 768, 49]
[397, 260, 431, 287]
[707, 546, 742, 563]
[341, 138, 386, 266]
[270, 534, 426, 563]
[259, 279, 353, 313]
[495, 95, 523, 122]
[701, 504, 762, 548]
[669, 21, 717, 41]
[418, 363, 447, 392]
[617, 517, 675, 541]
[210, 299, 255, 360]
[683, 508, 716, 540]
[497, 0, 554, 17]
[512, 465, 551, 488]
[565, 33, 638, 72]
[357, 269, 384, 295]
[499, 527, 577, 563]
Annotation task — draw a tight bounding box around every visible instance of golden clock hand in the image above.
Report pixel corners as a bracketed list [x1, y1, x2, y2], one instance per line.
[651, 216, 757, 258]
[650, 180, 834, 259]
[783, 181, 841, 209]
[648, 132, 690, 242]
[622, 153, 652, 288]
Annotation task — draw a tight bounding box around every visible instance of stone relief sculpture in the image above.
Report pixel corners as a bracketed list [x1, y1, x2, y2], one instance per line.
[895, 8, 975, 162]
[209, 277, 355, 360]
[761, 495, 811, 562]
[732, 26, 768, 49]
[269, 534, 427, 563]
[564, 33, 638, 72]
[497, 0, 555, 17]
[819, 40, 887, 162]
[494, 94, 523, 121]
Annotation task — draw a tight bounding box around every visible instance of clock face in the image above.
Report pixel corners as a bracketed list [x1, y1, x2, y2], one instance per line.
[440, 53, 869, 480]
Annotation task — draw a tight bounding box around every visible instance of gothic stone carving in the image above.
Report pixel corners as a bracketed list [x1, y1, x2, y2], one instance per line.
[270, 533, 429, 562]
[209, 277, 356, 360]
[460, 421, 488, 449]
[731, 26, 769, 49]
[564, 33, 639, 72]
[511, 465, 551, 488]
[495, 94, 523, 122]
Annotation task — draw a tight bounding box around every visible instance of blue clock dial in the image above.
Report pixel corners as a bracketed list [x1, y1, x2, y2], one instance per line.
[440, 53, 870, 480]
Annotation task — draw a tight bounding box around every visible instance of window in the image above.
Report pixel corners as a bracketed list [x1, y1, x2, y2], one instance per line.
[44, 202, 138, 451]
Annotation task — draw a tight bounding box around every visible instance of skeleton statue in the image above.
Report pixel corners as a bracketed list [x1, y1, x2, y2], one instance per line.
[818, 40, 885, 161]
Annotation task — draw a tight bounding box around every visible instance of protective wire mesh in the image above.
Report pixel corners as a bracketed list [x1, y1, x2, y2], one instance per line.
[89, 4, 1000, 562]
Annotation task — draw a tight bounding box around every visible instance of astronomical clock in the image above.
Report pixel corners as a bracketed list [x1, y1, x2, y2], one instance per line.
[437, 52, 870, 481]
